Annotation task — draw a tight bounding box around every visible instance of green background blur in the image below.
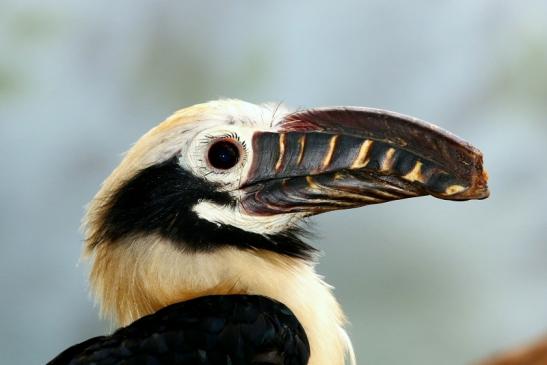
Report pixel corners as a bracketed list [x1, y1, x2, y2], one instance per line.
[1, 1, 546, 364]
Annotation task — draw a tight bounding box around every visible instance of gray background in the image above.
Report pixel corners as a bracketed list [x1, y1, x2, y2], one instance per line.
[1, 1, 546, 364]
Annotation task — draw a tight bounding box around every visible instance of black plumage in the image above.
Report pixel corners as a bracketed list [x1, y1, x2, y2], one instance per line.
[89, 156, 315, 260]
[48, 295, 309, 365]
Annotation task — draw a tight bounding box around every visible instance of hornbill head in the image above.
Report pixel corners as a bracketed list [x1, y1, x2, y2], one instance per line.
[83, 99, 488, 365]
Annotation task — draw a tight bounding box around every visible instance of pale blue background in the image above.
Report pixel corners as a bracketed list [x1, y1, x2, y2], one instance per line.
[1, 1, 546, 364]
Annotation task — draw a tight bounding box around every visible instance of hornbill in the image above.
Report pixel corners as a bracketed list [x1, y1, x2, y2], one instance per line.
[48, 99, 489, 365]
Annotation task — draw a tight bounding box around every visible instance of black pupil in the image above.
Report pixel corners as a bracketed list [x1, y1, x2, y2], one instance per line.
[208, 140, 240, 169]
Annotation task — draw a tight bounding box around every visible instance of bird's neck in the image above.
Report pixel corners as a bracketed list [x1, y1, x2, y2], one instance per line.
[87, 235, 354, 365]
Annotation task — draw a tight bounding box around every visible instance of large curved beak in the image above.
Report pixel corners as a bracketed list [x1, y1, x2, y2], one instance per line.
[241, 107, 489, 215]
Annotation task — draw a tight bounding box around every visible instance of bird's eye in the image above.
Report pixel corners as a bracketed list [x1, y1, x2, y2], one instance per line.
[207, 139, 241, 170]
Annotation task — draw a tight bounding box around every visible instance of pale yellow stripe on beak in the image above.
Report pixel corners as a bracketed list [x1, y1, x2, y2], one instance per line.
[321, 135, 339, 170]
[296, 135, 306, 166]
[307, 175, 383, 203]
[403, 161, 424, 182]
[444, 184, 466, 195]
[306, 176, 320, 190]
[275, 133, 286, 172]
[351, 140, 373, 169]
[381, 148, 396, 172]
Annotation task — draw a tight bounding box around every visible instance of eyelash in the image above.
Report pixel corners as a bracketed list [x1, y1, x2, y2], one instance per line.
[200, 132, 247, 149]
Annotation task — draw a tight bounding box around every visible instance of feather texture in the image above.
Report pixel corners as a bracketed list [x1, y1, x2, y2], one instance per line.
[48, 295, 309, 365]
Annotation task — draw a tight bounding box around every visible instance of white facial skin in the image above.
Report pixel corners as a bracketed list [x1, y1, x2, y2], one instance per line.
[182, 125, 256, 191]
[170, 101, 303, 235]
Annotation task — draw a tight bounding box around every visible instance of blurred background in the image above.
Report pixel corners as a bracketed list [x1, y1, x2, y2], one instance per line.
[1, 1, 546, 364]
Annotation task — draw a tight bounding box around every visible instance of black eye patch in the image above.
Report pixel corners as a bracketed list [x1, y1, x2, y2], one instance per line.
[90, 156, 315, 260]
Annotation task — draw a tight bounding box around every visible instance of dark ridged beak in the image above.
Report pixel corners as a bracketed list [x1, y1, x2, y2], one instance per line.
[240, 107, 489, 215]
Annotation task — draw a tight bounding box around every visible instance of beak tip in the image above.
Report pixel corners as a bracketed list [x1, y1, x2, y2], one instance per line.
[438, 167, 490, 201]
[469, 167, 490, 200]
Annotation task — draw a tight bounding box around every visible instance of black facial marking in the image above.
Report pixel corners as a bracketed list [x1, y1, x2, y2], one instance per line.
[91, 156, 315, 260]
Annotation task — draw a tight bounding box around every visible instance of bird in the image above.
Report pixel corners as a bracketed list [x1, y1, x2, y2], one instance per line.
[48, 99, 489, 365]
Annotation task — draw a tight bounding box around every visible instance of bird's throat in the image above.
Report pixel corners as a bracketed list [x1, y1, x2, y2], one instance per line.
[86, 235, 353, 365]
